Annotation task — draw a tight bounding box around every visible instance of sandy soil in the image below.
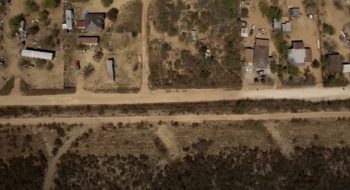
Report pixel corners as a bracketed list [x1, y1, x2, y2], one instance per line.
[2, 111, 350, 125]
[1, 85, 350, 105]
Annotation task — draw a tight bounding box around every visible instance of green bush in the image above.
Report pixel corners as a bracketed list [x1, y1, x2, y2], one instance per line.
[107, 8, 119, 22]
[272, 31, 289, 60]
[27, 25, 40, 35]
[101, 0, 113, 7]
[38, 9, 49, 22]
[241, 7, 249, 18]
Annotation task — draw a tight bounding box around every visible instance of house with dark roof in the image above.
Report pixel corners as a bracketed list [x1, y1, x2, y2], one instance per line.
[288, 41, 312, 65]
[253, 38, 270, 71]
[77, 13, 105, 32]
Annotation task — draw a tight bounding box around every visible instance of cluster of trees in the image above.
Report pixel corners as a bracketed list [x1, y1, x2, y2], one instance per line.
[0, 151, 47, 190]
[259, 0, 283, 21]
[55, 147, 350, 189]
[2, 99, 350, 118]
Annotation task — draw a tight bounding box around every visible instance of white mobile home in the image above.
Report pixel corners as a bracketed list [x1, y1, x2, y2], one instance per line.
[65, 9, 74, 30]
[21, 49, 54, 60]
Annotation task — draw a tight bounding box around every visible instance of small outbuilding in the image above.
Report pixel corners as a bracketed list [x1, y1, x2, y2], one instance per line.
[343, 63, 350, 73]
[289, 7, 301, 19]
[77, 36, 100, 46]
[106, 58, 115, 82]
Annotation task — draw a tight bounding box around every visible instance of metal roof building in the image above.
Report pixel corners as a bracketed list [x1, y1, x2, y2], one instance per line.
[343, 63, 350, 73]
[106, 58, 115, 82]
[65, 9, 74, 30]
[21, 49, 54, 60]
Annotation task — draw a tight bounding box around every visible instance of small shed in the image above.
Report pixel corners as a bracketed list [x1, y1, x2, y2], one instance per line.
[343, 63, 350, 73]
[106, 58, 115, 82]
[289, 7, 301, 19]
[273, 18, 281, 30]
[282, 21, 292, 32]
[77, 36, 99, 46]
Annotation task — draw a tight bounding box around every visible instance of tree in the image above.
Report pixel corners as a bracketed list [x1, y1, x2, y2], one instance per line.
[83, 63, 95, 78]
[311, 59, 320, 68]
[107, 8, 119, 22]
[322, 23, 335, 35]
[27, 25, 40, 35]
[241, 7, 249, 18]
[101, 0, 113, 7]
[38, 10, 50, 22]
[43, 0, 60, 8]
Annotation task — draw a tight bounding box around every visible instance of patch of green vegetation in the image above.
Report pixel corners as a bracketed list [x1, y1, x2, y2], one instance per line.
[272, 31, 289, 60]
[38, 9, 50, 22]
[259, 0, 282, 21]
[27, 25, 40, 35]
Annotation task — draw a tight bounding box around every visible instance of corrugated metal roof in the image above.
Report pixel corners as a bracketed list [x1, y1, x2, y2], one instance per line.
[65, 9, 73, 30]
[21, 49, 54, 60]
[288, 49, 305, 65]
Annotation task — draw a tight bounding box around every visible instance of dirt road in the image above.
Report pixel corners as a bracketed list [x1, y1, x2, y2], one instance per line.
[1, 86, 350, 106]
[1, 111, 350, 125]
[140, 0, 151, 93]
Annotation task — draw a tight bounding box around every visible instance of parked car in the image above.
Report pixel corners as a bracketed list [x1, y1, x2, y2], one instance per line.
[75, 60, 80, 70]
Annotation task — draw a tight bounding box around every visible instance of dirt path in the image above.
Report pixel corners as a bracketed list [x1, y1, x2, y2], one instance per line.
[156, 125, 180, 159]
[0, 86, 349, 106]
[43, 126, 87, 190]
[265, 124, 295, 158]
[140, 0, 151, 93]
[9, 78, 21, 96]
[2, 111, 350, 125]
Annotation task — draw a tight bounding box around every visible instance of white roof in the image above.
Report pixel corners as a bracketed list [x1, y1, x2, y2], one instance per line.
[343, 64, 350, 73]
[241, 28, 249, 38]
[288, 49, 305, 65]
[21, 49, 54, 60]
[65, 9, 73, 30]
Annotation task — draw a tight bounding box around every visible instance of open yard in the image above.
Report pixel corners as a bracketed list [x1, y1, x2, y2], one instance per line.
[148, 0, 242, 89]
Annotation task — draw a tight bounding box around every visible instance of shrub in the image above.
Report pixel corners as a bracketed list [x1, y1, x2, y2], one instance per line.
[322, 23, 335, 35]
[27, 25, 40, 35]
[101, 0, 113, 7]
[107, 8, 119, 22]
[241, 7, 249, 18]
[38, 9, 49, 22]
[83, 63, 95, 78]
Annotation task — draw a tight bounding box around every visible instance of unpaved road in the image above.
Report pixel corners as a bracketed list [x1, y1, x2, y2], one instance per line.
[42, 127, 86, 190]
[1, 111, 350, 125]
[140, 0, 151, 93]
[0, 86, 350, 106]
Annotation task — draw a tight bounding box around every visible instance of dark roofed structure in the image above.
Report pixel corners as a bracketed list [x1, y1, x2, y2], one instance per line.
[253, 38, 270, 70]
[85, 13, 105, 32]
[291, 41, 305, 49]
[289, 7, 301, 18]
[326, 53, 344, 73]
